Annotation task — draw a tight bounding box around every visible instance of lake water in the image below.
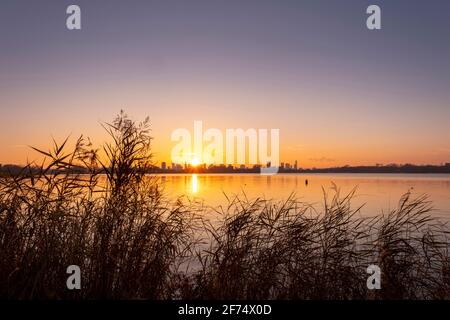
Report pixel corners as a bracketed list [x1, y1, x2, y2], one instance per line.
[157, 173, 450, 219]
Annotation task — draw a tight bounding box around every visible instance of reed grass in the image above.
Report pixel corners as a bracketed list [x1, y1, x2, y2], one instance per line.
[0, 112, 449, 299]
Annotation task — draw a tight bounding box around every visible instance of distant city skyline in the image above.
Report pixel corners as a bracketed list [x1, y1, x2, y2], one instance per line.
[1, 1, 450, 168]
[2, 160, 450, 175]
[153, 161, 450, 172]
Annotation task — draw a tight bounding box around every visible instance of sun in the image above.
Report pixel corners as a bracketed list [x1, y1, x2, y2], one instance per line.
[190, 158, 200, 166]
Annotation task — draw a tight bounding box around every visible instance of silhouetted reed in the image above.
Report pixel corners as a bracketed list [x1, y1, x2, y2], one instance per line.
[185, 189, 450, 299]
[0, 112, 449, 299]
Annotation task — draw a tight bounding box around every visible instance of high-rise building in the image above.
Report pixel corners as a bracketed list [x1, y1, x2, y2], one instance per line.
[161, 162, 167, 170]
[294, 160, 298, 170]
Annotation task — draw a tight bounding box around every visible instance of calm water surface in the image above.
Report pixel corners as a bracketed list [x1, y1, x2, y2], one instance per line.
[157, 173, 450, 219]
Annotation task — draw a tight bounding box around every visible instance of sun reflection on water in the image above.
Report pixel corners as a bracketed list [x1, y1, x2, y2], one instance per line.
[191, 174, 198, 193]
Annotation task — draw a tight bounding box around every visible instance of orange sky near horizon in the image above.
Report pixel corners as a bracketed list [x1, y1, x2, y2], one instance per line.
[1, 68, 449, 168]
[1, 100, 449, 169]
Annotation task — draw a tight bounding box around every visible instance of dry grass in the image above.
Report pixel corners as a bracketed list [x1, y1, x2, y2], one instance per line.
[0, 112, 449, 299]
[184, 189, 450, 300]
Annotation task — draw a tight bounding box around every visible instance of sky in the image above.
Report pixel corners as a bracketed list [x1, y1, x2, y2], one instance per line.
[1, 0, 450, 168]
